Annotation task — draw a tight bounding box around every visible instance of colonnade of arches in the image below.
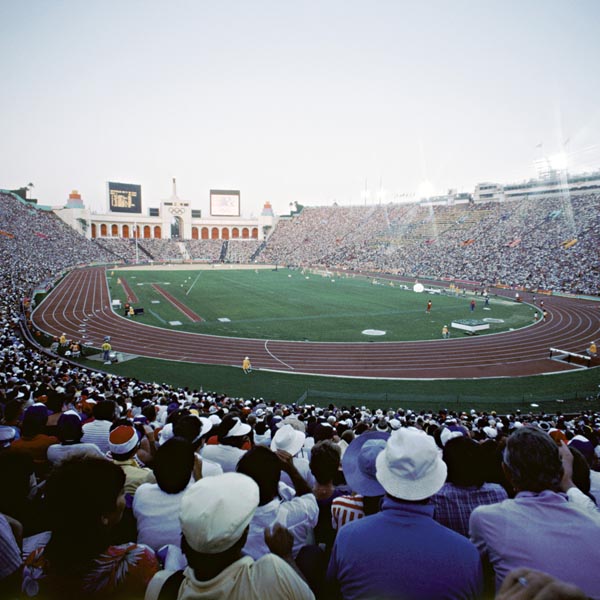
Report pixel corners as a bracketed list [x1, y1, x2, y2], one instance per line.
[90, 223, 260, 240]
[91, 223, 162, 239]
[191, 226, 259, 240]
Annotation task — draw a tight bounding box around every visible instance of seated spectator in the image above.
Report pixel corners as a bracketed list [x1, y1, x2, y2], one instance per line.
[0, 512, 22, 599]
[133, 437, 195, 552]
[236, 446, 318, 560]
[2, 400, 24, 440]
[470, 427, 600, 596]
[569, 434, 600, 505]
[172, 414, 223, 477]
[271, 424, 314, 488]
[22, 457, 157, 599]
[201, 415, 251, 473]
[109, 424, 156, 498]
[9, 403, 58, 479]
[309, 440, 348, 553]
[432, 436, 508, 537]
[47, 411, 106, 464]
[331, 430, 388, 531]
[43, 395, 65, 437]
[497, 568, 589, 600]
[327, 428, 483, 599]
[81, 400, 116, 454]
[145, 473, 314, 600]
[0, 452, 46, 536]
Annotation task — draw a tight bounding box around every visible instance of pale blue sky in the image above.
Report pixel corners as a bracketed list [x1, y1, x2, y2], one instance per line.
[1, 0, 599, 216]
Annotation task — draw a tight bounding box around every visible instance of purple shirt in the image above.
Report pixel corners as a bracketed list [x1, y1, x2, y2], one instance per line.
[328, 496, 483, 600]
[469, 489, 600, 597]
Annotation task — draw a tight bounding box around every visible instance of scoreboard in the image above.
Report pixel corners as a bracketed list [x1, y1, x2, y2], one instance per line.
[108, 182, 142, 214]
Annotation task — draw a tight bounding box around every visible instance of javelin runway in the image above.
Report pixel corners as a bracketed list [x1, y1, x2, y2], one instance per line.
[31, 267, 600, 379]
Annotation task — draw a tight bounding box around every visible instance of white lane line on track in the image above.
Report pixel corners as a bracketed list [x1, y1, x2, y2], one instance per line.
[264, 340, 295, 370]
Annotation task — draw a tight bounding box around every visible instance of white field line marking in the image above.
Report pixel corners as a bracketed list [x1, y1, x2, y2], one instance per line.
[186, 272, 202, 296]
[264, 340, 295, 370]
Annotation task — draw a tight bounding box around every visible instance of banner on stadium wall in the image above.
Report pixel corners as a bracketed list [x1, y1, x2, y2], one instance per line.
[107, 182, 142, 214]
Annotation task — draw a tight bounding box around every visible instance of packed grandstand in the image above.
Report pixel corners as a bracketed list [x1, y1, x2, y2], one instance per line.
[1, 189, 600, 599]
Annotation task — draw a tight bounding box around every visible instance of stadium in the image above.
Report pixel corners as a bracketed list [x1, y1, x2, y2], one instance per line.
[3, 3, 600, 598]
[2, 177, 599, 411]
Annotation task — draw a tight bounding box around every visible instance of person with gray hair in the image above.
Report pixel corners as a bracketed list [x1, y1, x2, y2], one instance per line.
[470, 426, 600, 598]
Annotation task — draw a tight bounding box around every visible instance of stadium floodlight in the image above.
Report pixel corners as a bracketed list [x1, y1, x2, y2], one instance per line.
[549, 152, 568, 171]
[417, 181, 435, 200]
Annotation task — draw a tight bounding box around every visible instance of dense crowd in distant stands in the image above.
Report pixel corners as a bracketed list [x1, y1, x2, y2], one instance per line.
[258, 194, 600, 295]
[1, 191, 600, 598]
[22, 188, 598, 295]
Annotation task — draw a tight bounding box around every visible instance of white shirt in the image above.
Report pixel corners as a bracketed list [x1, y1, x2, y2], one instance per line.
[145, 554, 314, 600]
[200, 444, 246, 473]
[242, 483, 318, 560]
[47, 442, 106, 464]
[195, 452, 224, 478]
[133, 481, 192, 551]
[280, 456, 315, 489]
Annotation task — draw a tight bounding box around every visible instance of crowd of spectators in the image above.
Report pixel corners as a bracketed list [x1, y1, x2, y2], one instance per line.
[256, 193, 600, 295]
[186, 240, 224, 263]
[1, 190, 600, 598]
[1, 361, 600, 598]
[225, 240, 262, 263]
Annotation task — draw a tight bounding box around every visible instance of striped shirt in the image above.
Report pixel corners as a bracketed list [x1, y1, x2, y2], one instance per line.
[331, 494, 365, 530]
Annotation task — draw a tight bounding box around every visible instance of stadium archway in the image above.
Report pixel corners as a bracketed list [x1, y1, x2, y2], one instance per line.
[171, 216, 182, 239]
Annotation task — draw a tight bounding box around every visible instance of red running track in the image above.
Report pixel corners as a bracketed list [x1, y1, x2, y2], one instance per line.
[31, 267, 600, 379]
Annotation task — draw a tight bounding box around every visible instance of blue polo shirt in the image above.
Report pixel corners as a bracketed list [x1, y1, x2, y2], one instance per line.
[327, 496, 483, 600]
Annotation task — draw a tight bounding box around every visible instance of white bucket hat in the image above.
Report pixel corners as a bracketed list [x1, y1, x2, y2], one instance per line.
[180, 473, 259, 554]
[271, 424, 305, 457]
[375, 429, 447, 501]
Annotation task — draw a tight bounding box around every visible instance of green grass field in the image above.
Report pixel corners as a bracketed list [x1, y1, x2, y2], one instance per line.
[82, 354, 600, 413]
[108, 268, 534, 342]
[92, 267, 599, 410]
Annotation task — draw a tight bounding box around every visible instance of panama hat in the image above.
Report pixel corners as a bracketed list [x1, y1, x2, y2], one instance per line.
[271, 424, 305, 456]
[376, 428, 447, 501]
